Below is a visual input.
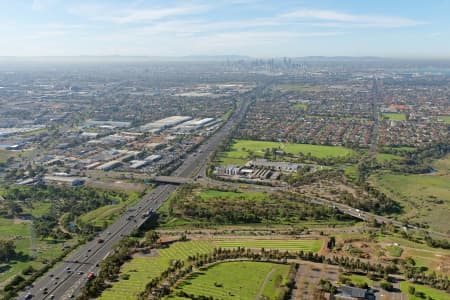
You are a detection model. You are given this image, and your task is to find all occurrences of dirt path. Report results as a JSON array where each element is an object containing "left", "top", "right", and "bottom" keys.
[{"left": 256, "top": 265, "right": 280, "bottom": 300}]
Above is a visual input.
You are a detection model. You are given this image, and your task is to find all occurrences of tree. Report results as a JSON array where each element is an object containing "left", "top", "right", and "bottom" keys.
[
  {"left": 408, "top": 285, "right": 416, "bottom": 295},
  {"left": 327, "top": 236, "right": 336, "bottom": 250},
  {"left": 5, "top": 200, "right": 22, "bottom": 217},
  {"left": 380, "top": 281, "right": 393, "bottom": 291},
  {"left": 145, "top": 230, "right": 160, "bottom": 245},
  {"left": 0, "top": 240, "right": 16, "bottom": 262}
]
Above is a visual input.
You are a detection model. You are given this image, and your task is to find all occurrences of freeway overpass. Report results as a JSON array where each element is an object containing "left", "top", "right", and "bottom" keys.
[
  {"left": 149, "top": 176, "right": 194, "bottom": 185},
  {"left": 22, "top": 84, "right": 260, "bottom": 300}
]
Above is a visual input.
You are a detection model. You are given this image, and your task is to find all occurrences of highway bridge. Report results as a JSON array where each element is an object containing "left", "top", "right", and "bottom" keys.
[
  {"left": 22, "top": 84, "right": 260, "bottom": 300},
  {"left": 149, "top": 176, "right": 194, "bottom": 185}
]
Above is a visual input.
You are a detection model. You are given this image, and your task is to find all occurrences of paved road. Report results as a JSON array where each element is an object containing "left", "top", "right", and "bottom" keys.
[
  {"left": 21, "top": 87, "right": 257, "bottom": 300},
  {"left": 197, "top": 175, "right": 449, "bottom": 240}
]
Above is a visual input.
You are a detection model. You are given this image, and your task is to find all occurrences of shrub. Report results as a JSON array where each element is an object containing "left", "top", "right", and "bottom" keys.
[{"left": 380, "top": 281, "right": 393, "bottom": 291}]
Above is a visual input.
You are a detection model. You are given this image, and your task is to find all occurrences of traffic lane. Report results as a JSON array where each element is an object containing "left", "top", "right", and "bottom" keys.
[
  {"left": 28, "top": 185, "right": 171, "bottom": 299},
  {"left": 60, "top": 187, "right": 177, "bottom": 298},
  {"left": 23, "top": 97, "right": 252, "bottom": 299}
]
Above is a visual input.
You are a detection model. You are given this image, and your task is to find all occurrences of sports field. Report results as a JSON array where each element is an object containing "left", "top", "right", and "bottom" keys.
[
  {"left": 170, "top": 261, "right": 290, "bottom": 300},
  {"left": 381, "top": 112, "right": 406, "bottom": 121},
  {"left": 99, "top": 238, "right": 319, "bottom": 299},
  {"left": 219, "top": 139, "right": 354, "bottom": 165},
  {"left": 437, "top": 115, "right": 450, "bottom": 124},
  {"left": 291, "top": 103, "right": 307, "bottom": 110},
  {"left": 99, "top": 240, "right": 215, "bottom": 300},
  {"left": 215, "top": 239, "right": 322, "bottom": 252}
]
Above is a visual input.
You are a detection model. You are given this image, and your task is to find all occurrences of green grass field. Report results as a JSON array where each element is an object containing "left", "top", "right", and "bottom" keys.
[
  {"left": 340, "top": 274, "right": 374, "bottom": 288},
  {"left": 276, "top": 84, "right": 322, "bottom": 92},
  {"left": 291, "top": 103, "right": 307, "bottom": 110},
  {"left": 381, "top": 112, "right": 407, "bottom": 121},
  {"left": 219, "top": 139, "right": 354, "bottom": 166},
  {"left": 370, "top": 172, "right": 450, "bottom": 232},
  {"left": 378, "top": 236, "right": 450, "bottom": 273},
  {"left": 0, "top": 217, "right": 69, "bottom": 285},
  {"left": 170, "top": 261, "right": 289, "bottom": 300},
  {"left": 437, "top": 115, "right": 450, "bottom": 124},
  {"left": 400, "top": 282, "right": 450, "bottom": 300},
  {"left": 79, "top": 191, "right": 139, "bottom": 227},
  {"left": 99, "top": 238, "right": 318, "bottom": 299},
  {"left": 375, "top": 153, "right": 404, "bottom": 163},
  {"left": 215, "top": 239, "right": 322, "bottom": 252},
  {"left": 99, "top": 240, "right": 215, "bottom": 300}
]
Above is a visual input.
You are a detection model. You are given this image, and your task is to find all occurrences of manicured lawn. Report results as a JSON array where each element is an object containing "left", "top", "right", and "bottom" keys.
[
  {"left": 399, "top": 282, "right": 450, "bottom": 300},
  {"left": 262, "top": 264, "right": 291, "bottom": 298},
  {"left": 381, "top": 112, "right": 406, "bottom": 121},
  {"left": 172, "top": 261, "right": 287, "bottom": 300},
  {"left": 370, "top": 172, "right": 450, "bottom": 232},
  {"left": 340, "top": 274, "right": 374, "bottom": 288},
  {"left": 291, "top": 103, "right": 307, "bottom": 110},
  {"left": 219, "top": 139, "right": 354, "bottom": 166},
  {"left": 437, "top": 115, "right": 450, "bottom": 124},
  {"left": 99, "top": 240, "right": 215, "bottom": 300},
  {"left": 214, "top": 239, "right": 322, "bottom": 253},
  {"left": 99, "top": 238, "right": 314, "bottom": 300}
]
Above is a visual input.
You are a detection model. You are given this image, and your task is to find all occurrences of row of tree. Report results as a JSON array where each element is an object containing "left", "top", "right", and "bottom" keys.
[
  {"left": 404, "top": 258, "right": 449, "bottom": 292},
  {"left": 167, "top": 186, "right": 351, "bottom": 225}
]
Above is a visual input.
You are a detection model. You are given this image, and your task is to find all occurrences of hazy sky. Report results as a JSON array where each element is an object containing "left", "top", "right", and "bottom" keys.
[{"left": 1, "top": 0, "right": 450, "bottom": 58}]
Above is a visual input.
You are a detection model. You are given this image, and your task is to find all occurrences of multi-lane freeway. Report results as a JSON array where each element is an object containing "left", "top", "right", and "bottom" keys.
[
  {"left": 22, "top": 89, "right": 256, "bottom": 300},
  {"left": 21, "top": 81, "right": 447, "bottom": 300}
]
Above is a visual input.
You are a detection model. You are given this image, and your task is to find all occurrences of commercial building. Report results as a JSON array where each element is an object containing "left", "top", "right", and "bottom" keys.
[
  {"left": 43, "top": 176, "right": 85, "bottom": 186},
  {"left": 95, "top": 160, "right": 123, "bottom": 171},
  {"left": 129, "top": 160, "right": 150, "bottom": 169},
  {"left": 83, "top": 120, "right": 131, "bottom": 129},
  {"left": 145, "top": 154, "right": 162, "bottom": 162},
  {"left": 140, "top": 116, "right": 192, "bottom": 133},
  {"left": 174, "top": 117, "right": 217, "bottom": 132},
  {"left": 248, "top": 159, "right": 302, "bottom": 172}
]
